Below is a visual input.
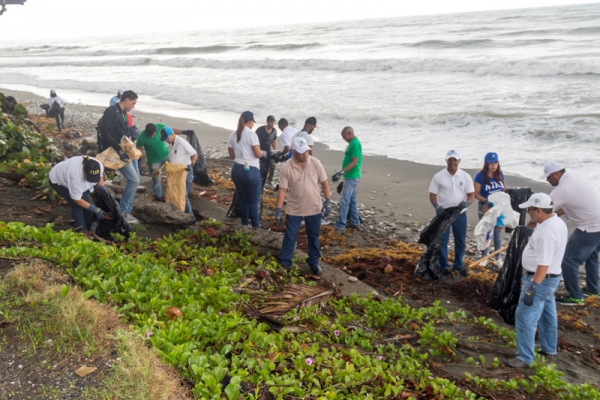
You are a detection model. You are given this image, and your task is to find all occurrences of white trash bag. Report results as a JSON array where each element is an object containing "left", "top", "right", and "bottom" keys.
[{"left": 474, "top": 191, "right": 519, "bottom": 251}]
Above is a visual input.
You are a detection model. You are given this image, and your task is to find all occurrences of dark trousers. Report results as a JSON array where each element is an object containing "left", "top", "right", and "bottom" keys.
[
  {"left": 278, "top": 214, "right": 322, "bottom": 269},
  {"left": 54, "top": 107, "right": 65, "bottom": 131},
  {"left": 50, "top": 182, "right": 92, "bottom": 231},
  {"left": 231, "top": 163, "right": 262, "bottom": 227}
]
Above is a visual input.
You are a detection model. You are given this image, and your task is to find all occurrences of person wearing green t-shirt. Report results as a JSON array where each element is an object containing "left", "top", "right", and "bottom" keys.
[
  {"left": 136, "top": 123, "right": 173, "bottom": 200},
  {"left": 333, "top": 126, "right": 362, "bottom": 231}
]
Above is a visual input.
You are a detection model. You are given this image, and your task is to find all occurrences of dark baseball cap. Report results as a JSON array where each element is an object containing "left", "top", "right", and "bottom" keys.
[
  {"left": 83, "top": 158, "right": 102, "bottom": 183},
  {"left": 242, "top": 111, "right": 256, "bottom": 123},
  {"left": 305, "top": 116, "right": 317, "bottom": 127},
  {"left": 267, "top": 115, "right": 276, "bottom": 122}
]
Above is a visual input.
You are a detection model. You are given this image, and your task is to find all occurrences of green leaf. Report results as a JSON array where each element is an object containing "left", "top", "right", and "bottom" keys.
[{"left": 60, "top": 285, "right": 70, "bottom": 297}]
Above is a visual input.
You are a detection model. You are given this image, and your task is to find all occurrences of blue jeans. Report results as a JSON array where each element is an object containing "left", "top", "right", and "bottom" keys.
[
  {"left": 231, "top": 163, "right": 262, "bottom": 227},
  {"left": 279, "top": 214, "right": 321, "bottom": 270},
  {"left": 515, "top": 274, "right": 561, "bottom": 364},
  {"left": 185, "top": 166, "right": 195, "bottom": 223},
  {"left": 561, "top": 229, "right": 600, "bottom": 299},
  {"left": 439, "top": 211, "right": 467, "bottom": 271},
  {"left": 335, "top": 179, "right": 360, "bottom": 229},
  {"left": 118, "top": 160, "right": 140, "bottom": 213},
  {"left": 148, "top": 157, "right": 168, "bottom": 197},
  {"left": 50, "top": 183, "right": 92, "bottom": 231},
  {"left": 478, "top": 204, "right": 503, "bottom": 260}
]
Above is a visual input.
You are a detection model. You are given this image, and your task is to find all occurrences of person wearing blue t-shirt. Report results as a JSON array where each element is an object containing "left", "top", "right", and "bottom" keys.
[{"left": 474, "top": 152, "right": 506, "bottom": 267}]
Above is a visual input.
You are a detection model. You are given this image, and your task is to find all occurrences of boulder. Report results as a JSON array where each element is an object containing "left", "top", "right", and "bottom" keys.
[{"left": 134, "top": 202, "right": 192, "bottom": 225}]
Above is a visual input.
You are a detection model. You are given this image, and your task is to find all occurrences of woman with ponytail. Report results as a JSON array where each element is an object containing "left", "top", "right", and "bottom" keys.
[{"left": 227, "top": 111, "right": 267, "bottom": 227}]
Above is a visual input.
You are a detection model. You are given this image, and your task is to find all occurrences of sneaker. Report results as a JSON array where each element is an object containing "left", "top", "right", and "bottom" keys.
[
  {"left": 310, "top": 265, "right": 323, "bottom": 276},
  {"left": 437, "top": 270, "right": 451, "bottom": 281},
  {"left": 153, "top": 196, "right": 166, "bottom": 202},
  {"left": 583, "top": 290, "right": 599, "bottom": 298},
  {"left": 493, "top": 259, "right": 503, "bottom": 268},
  {"left": 123, "top": 212, "right": 139, "bottom": 224},
  {"left": 321, "top": 218, "right": 331, "bottom": 226},
  {"left": 334, "top": 228, "right": 345, "bottom": 235},
  {"left": 478, "top": 260, "right": 488, "bottom": 267},
  {"left": 538, "top": 350, "right": 557, "bottom": 357},
  {"left": 505, "top": 357, "right": 530, "bottom": 368},
  {"left": 456, "top": 266, "right": 469, "bottom": 277},
  {"left": 347, "top": 223, "right": 364, "bottom": 232},
  {"left": 556, "top": 296, "right": 584, "bottom": 306}
]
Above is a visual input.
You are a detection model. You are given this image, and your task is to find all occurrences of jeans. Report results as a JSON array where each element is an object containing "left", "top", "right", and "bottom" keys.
[
  {"left": 50, "top": 183, "right": 92, "bottom": 231},
  {"left": 561, "top": 229, "right": 600, "bottom": 299},
  {"left": 118, "top": 160, "right": 140, "bottom": 213},
  {"left": 54, "top": 107, "right": 65, "bottom": 131},
  {"left": 439, "top": 211, "right": 467, "bottom": 271},
  {"left": 335, "top": 179, "right": 360, "bottom": 229},
  {"left": 231, "top": 163, "right": 262, "bottom": 227},
  {"left": 148, "top": 157, "right": 168, "bottom": 197},
  {"left": 279, "top": 214, "right": 322, "bottom": 270},
  {"left": 478, "top": 204, "right": 503, "bottom": 260},
  {"left": 185, "top": 166, "right": 195, "bottom": 223},
  {"left": 515, "top": 274, "right": 561, "bottom": 365}
]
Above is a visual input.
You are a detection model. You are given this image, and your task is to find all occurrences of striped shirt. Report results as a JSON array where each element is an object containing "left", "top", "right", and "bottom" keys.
[{"left": 550, "top": 171, "right": 600, "bottom": 233}]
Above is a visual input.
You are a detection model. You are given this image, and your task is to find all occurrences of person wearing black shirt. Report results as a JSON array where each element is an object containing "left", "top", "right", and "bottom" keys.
[{"left": 255, "top": 115, "right": 278, "bottom": 187}]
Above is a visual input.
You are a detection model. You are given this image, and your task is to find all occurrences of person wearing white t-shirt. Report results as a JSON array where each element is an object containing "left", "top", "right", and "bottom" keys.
[
  {"left": 278, "top": 118, "right": 299, "bottom": 154},
  {"left": 505, "top": 193, "right": 567, "bottom": 368},
  {"left": 48, "top": 89, "right": 65, "bottom": 131},
  {"left": 291, "top": 116, "right": 317, "bottom": 156},
  {"left": 163, "top": 126, "right": 198, "bottom": 224},
  {"left": 228, "top": 111, "right": 269, "bottom": 227},
  {"left": 428, "top": 149, "right": 475, "bottom": 279},
  {"left": 540, "top": 161, "right": 600, "bottom": 305},
  {"left": 49, "top": 156, "right": 108, "bottom": 232}
]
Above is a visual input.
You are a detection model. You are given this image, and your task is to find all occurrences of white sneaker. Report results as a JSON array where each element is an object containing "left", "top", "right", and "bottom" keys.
[
  {"left": 321, "top": 218, "right": 331, "bottom": 226},
  {"left": 478, "top": 260, "right": 488, "bottom": 267},
  {"left": 494, "top": 259, "right": 503, "bottom": 268},
  {"left": 123, "top": 212, "right": 139, "bottom": 224}
]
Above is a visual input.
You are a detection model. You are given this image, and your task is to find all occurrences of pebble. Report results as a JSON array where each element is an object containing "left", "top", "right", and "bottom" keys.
[{"left": 348, "top": 276, "right": 359, "bottom": 282}]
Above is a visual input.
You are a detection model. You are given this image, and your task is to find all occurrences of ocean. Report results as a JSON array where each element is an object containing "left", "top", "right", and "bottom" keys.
[{"left": 1, "top": 3, "right": 599, "bottom": 183}]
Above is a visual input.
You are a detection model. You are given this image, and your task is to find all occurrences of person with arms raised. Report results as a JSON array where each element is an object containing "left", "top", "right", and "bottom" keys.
[{"left": 429, "top": 149, "right": 475, "bottom": 279}]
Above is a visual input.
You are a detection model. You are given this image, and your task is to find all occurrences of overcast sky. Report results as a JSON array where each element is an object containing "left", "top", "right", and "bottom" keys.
[{"left": 0, "top": 0, "right": 597, "bottom": 41}]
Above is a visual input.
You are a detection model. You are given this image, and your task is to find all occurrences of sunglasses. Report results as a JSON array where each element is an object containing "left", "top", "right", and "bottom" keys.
[{"left": 526, "top": 207, "right": 538, "bottom": 213}]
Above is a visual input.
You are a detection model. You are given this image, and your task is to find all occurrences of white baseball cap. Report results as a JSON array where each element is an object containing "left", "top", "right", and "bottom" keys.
[
  {"left": 446, "top": 149, "right": 461, "bottom": 160},
  {"left": 519, "top": 193, "right": 553, "bottom": 209},
  {"left": 539, "top": 161, "right": 564, "bottom": 180},
  {"left": 117, "top": 88, "right": 125, "bottom": 95},
  {"left": 50, "top": 89, "right": 56, "bottom": 95},
  {"left": 292, "top": 137, "right": 310, "bottom": 154}
]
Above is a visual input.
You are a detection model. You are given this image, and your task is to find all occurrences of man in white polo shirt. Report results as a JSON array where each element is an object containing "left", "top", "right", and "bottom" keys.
[
  {"left": 540, "top": 161, "right": 600, "bottom": 305},
  {"left": 163, "top": 126, "right": 198, "bottom": 224},
  {"left": 276, "top": 137, "right": 331, "bottom": 275},
  {"left": 506, "top": 193, "right": 567, "bottom": 368},
  {"left": 428, "top": 149, "right": 475, "bottom": 279},
  {"left": 278, "top": 118, "right": 299, "bottom": 154}
]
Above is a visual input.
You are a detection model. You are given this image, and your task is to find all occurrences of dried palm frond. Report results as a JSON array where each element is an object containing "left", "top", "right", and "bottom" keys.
[{"left": 255, "top": 284, "right": 333, "bottom": 318}]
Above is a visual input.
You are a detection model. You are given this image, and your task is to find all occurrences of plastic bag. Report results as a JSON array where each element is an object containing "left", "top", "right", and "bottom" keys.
[
  {"left": 183, "top": 130, "right": 213, "bottom": 187},
  {"left": 165, "top": 163, "right": 188, "bottom": 211},
  {"left": 506, "top": 188, "right": 532, "bottom": 227},
  {"left": 90, "top": 189, "right": 134, "bottom": 239},
  {"left": 96, "top": 147, "right": 125, "bottom": 170},
  {"left": 488, "top": 226, "right": 533, "bottom": 325},
  {"left": 474, "top": 192, "right": 519, "bottom": 251},
  {"left": 120, "top": 136, "right": 142, "bottom": 160},
  {"left": 414, "top": 207, "right": 462, "bottom": 280}
]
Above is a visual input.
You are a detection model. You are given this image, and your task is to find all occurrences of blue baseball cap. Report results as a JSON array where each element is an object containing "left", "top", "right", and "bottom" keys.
[
  {"left": 160, "top": 126, "right": 174, "bottom": 141},
  {"left": 485, "top": 152, "right": 499, "bottom": 163},
  {"left": 242, "top": 111, "right": 256, "bottom": 123}
]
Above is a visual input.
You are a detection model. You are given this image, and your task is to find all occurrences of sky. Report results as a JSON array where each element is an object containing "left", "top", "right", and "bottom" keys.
[{"left": 0, "top": 0, "right": 597, "bottom": 41}]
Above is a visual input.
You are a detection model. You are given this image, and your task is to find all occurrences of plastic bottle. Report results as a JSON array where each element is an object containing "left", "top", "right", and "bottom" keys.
[{"left": 244, "top": 162, "right": 249, "bottom": 172}]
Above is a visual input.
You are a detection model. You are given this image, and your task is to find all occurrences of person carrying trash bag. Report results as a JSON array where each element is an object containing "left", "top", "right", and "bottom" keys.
[
  {"left": 48, "top": 89, "right": 65, "bottom": 132},
  {"left": 505, "top": 193, "right": 567, "bottom": 369},
  {"left": 49, "top": 156, "right": 108, "bottom": 232},
  {"left": 428, "top": 149, "right": 474, "bottom": 280}
]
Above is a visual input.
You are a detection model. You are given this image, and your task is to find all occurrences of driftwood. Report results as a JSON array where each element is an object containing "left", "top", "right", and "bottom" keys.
[{"left": 0, "top": 172, "right": 26, "bottom": 182}]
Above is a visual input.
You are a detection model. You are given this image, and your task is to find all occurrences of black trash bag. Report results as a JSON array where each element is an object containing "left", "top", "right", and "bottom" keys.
[
  {"left": 488, "top": 225, "right": 533, "bottom": 325},
  {"left": 90, "top": 189, "right": 134, "bottom": 239},
  {"left": 182, "top": 130, "right": 213, "bottom": 187},
  {"left": 414, "top": 207, "right": 462, "bottom": 280},
  {"left": 506, "top": 188, "right": 532, "bottom": 227},
  {"left": 336, "top": 181, "right": 344, "bottom": 194},
  {"left": 226, "top": 190, "right": 264, "bottom": 222}
]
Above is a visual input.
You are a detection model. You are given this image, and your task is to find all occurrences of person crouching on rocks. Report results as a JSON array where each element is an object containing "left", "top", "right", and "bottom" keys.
[{"left": 49, "top": 156, "right": 109, "bottom": 232}]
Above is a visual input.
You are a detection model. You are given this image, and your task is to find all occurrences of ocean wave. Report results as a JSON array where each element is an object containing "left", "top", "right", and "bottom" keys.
[
  {"left": 154, "top": 45, "right": 239, "bottom": 55},
  {"left": 408, "top": 39, "right": 494, "bottom": 49},
  {"left": 246, "top": 43, "right": 323, "bottom": 51},
  {"left": 4, "top": 56, "right": 597, "bottom": 77}
]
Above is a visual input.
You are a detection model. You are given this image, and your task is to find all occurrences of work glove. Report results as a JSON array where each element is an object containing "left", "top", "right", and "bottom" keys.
[
  {"left": 433, "top": 202, "right": 445, "bottom": 217},
  {"left": 321, "top": 198, "right": 331, "bottom": 217},
  {"left": 96, "top": 185, "right": 108, "bottom": 195},
  {"left": 275, "top": 207, "right": 283, "bottom": 226},
  {"left": 458, "top": 201, "right": 469, "bottom": 210},
  {"left": 523, "top": 281, "right": 539, "bottom": 306},
  {"left": 117, "top": 148, "right": 129, "bottom": 162},
  {"left": 88, "top": 204, "right": 106, "bottom": 220},
  {"left": 261, "top": 150, "right": 268, "bottom": 159},
  {"left": 487, "top": 201, "right": 495, "bottom": 208},
  {"left": 332, "top": 171, "right": 343, "bottom": 182}
]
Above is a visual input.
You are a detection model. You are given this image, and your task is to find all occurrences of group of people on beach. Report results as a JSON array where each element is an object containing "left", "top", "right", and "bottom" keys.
[{"left": 429, "top": 147, "right": 600, "bottom": 368}]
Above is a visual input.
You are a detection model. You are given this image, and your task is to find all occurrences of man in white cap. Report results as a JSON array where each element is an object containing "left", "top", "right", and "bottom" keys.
[
  {"left": 506, "top": 193, "right": 567, "bottom": 368},
  {"left": 275, "top": 137, "right": 331, "bottom": 275},
  {"left": 541, "top": 161, "right": 600, "bottom": 305},
  {"left": 428, "top": 149, "right": 475, "bottom": 279},
  {"left": 110, "top": 89, "right": 124, "bottom": 107}
]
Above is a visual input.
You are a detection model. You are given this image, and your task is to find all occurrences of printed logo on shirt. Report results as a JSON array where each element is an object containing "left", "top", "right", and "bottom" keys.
[{"left": 459, "top": 181, "right": 464, "bottom": 186}]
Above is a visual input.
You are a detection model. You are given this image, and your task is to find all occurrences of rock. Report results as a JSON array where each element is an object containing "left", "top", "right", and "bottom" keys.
[
  {"left": 348, "top": 276, "right": 358, "bottom": 282},
  {"left": 384, "top": 264, "right": 393, "bottom": 274},
  {"left": 403, "top": 213, "right": 412, "bottom": 217},
  {"left": 135, "top": 202, "right": 192, "bottom": 225}
]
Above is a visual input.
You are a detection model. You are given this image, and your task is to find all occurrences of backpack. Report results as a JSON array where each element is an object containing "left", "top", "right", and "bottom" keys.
[
  {"left": 96, "top": 116, "right": 105, "bottom": 152},
  {"left": 51, "top": 99, "right": 61, "bottom": 112}
]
